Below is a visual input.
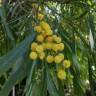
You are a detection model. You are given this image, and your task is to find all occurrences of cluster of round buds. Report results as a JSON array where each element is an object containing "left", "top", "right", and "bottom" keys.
[{"left": 29, "top": 12, "right": 71, "bottom": 80}]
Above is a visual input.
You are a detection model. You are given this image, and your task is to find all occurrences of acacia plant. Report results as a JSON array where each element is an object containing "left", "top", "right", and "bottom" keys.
[{"left": 0, "top": 0, "right": 96, "bottom": 96}]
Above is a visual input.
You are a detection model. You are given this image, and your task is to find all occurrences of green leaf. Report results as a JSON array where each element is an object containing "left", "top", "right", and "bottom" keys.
[
  {"left": 46, "top": 65, "right": 59, "bottom": 96},
  {"left": 0, "top": 57, "right": 27, "bottom": 96},
  {"left": 0, "top": 7, "right": 14, "bottom": 41},
  {"left": 73, "top": 75, "right": 85, "bottom": 96},
  {"left": 0, "top": 34, "right": 35, "bottom": 76},
  {"left": 88, "top": 14, "right": 95, "bottom": 50},
  {"left": 25, "top": 61, "right": 37, "bottom": 96},
  {"left": 72, "top": 55, "right": 85, "bottom": 96}
]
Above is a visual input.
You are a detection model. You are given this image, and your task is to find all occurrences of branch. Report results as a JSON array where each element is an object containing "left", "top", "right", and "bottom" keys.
[{"left": 29, "top": 0, "right": 71, "bottom": 4}]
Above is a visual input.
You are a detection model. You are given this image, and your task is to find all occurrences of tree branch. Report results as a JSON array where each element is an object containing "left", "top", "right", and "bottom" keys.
[{"left": 29, "top": 0, "right": 71, "bottom": 4}]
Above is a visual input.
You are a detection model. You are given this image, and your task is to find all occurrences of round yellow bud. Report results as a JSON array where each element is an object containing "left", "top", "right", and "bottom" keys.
[
  {"left": 53, "top": 35, "right": 61, "bottom": 43},
  {"left": 42, "top": 31, "right": 47, "bottom": 38},
  {"left": 34, "top": 26, "right": 42, "bottom": 33},
  {"left": 58, "top": 53, "right": 64, "bottom": 60},
  {"left": 54, "top": 37, "right": 61, "bottom": 43},
  {"left": 38, "top": 13, "right": 44, "bottom": 20},
  {"left": 63, "top": 60, "right": 71, "bottom": 68},
  {"left": 40, "top": 21, "right": 50, "bottom": 28},
  {"left": 40, "top": 21, "right": 53, "bottom": 36},
  {"left": 36, "top": 45, "right": 44, "bottom": 53},
  {"left": 38, "top": 6, "right": 42, "bottom": 11},
  {"left": 58, "top": 43, "right": 64, "bottom": 51},
  {"left": 46, "top": 36, "right": 53, "bottom": 42},
  {"left": 46, "top": 29, "right": 53, "bottom": 36},
  {"left": 54, "top": 55, "right": 63, "bottom": 64},
  {"left": 36, "top": 35, "right": 44, "bottom": 43},
  {"left": 31, "top": 42, "right": 38, "bottom": 51},
  {"left": 39, "top": 52, "right": 45, "bottom": 60},
  {"left": 42, "top": 43, "right": 46, "bottom": 50},
  {"left": 29, "top": 52, "right": 37, "bottom": 60},
  {"left": 57, "top": 69, "right": 66, "bottom": 80},
  {"left": 46, "top": 55, "right": 54, "bottom": 63},
  {"left": 40, "top": 21, "right": 51, "bottom": 31},
  {"left": 52, "top": 35, "right": 57, "bottom": 39},
  {"left": 45, "top": 43, "right": 52, "bottom": 49},
  {"left": 52, "top": 44, "right": 59, "bottom": 52}
]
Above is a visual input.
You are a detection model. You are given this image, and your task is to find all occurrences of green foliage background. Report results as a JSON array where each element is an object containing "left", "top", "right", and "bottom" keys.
[{"left": 0, "top": 0, "right": 96, "bottom": 96}]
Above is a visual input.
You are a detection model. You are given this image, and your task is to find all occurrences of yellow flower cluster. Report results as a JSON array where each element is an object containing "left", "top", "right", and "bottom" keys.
[
  {"left": 30, "top": 43, "right": 45, "bottom": 60},
  {"left": 29, "top": 13, "right": 71, "bottom": 80},
  {"left": 57, "top": 60, "right": 71, "bottom": 80}
]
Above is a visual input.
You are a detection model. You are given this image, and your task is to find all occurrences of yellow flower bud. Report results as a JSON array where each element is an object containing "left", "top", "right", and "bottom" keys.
[
  {"left": 40, "top": 21, "right": 51, "bottom": 31},
  {"left": 52, "top": 44, "right": 59, "bottom": 52},
  {"left": 58, "top": 53, "right": 64, "bottom": 60},
  {"left": 31, "top": 42, "right": 38, "bottom": 51},
  {"left": 34, "top": 26, "right": 42, "bottom": 33},
  {"left": 53, "top": 35, "right": 61, "bottom": 43},
  {"left": 46, "top": 55, "right": 54, "bottom": 63},
  {"left": 63, "top": 60, "right": 71, "bottom": 68},
  {"left": 46, "top": 36, "right": 53, "bottom": 42},
  {"left": 40, "top": 21, "right": 53, "bottom": 36},
  {"left": 36, "top": 45, "right": 44, "bottom": 53},
  {"left": 42, "top": 31, "right": 47, "bottom": 38},
  {"left": 54, "top": 55, "right": 63, "bottom": 64},
  {"left": 36, "top": 35, "right": 44, "bottom": 43},
  {"left": 58, "top": 43, "right": 64, "bottom": 51},
  {"left": 40, "top": 21, "right": 50, "bottom": 29},
  {"left": 29, "top": 52, "right": 37, "bottom": 60},
  {"left": 38, "top": 6, "right": 42, "bottom": 11},
  {"left": 57, "top": 69, "right": 66, "bottom": 80},
  {"left": 46, "top": 29, "right": 53, "bottom": 36},
  {"left": 42, "top": 43, "right": 46, "bottom": 50},
  {"left": 45, "top": 43, "right": 52, "bottom": 49},
  {"left": 39, "top": 52, "right": 45, "bottom": 60},
  {"left": 38, "top": 13, "right": 44, "bottom": 20},
  {"left": 52, "top": 35, "right": 57, "bottom": 39}
]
